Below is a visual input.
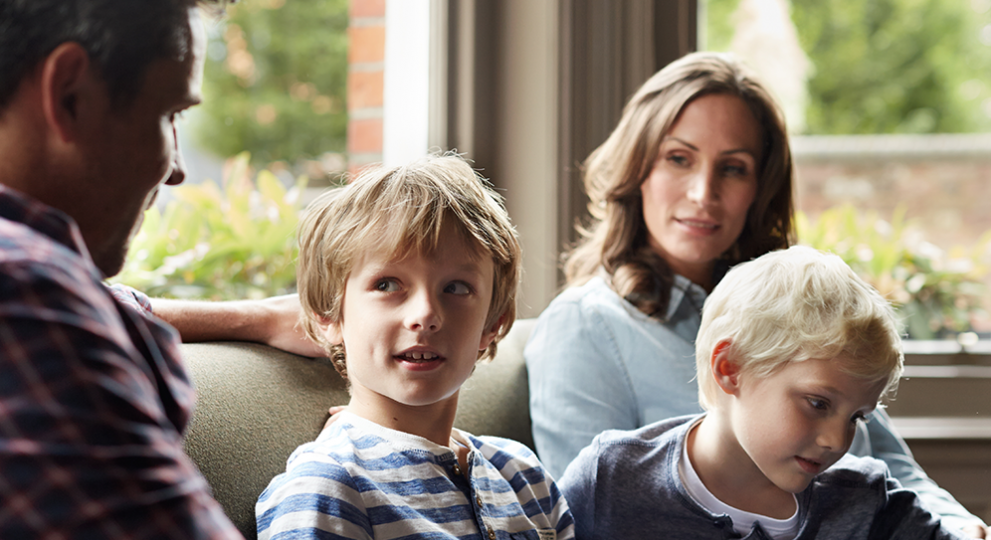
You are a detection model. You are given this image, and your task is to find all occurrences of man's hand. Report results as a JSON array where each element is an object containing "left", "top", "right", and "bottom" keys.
[
  {"left": 962, "top": 523, "right": 989, "bottom": 538},
  {"left": 151, "top": 294, "right": 326, "bottom": 357},
  {"left": 253, "top": 295, "right": 327, "bottom": 357}
]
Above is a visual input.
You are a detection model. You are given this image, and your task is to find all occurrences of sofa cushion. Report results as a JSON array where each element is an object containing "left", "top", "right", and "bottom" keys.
[{"left": 181, "top": 318, "right": 535, "bottom": 539}]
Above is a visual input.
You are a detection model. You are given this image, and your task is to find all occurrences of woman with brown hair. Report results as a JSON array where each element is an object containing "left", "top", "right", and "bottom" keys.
[{"left": 525, "top": 51, "right": 987, "bottom": 536}]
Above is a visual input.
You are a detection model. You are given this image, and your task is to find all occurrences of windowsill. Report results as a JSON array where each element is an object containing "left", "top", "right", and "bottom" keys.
[
  {"left": 889, "top": 417, "right": 991, "bottom": 440},
  {"left": 887, "top": 341, "right": 990, "bottom": 437},
  {"left": 903, "top": 340, "right": 991, "bottom": 366}
]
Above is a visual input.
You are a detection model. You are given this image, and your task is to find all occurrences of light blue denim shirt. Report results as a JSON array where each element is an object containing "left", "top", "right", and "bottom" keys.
[{"left": 525, "top": 275, "right": 982, "bottom": 531}]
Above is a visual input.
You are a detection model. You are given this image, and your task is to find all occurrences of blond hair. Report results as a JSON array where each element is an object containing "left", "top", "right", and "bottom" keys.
[
  {"left": 296, "top": 154, "right": 522, "bottom": 377},
  {"left": 695, "top": 246, "right": 904, "bottom": 410},
  {"left": 566, "top": 52, "right": 795, "bottom": 317}
]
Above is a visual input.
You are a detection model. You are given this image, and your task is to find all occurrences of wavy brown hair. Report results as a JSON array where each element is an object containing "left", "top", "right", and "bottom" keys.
[{"left": 565, "top": 52, "right": 795, "bottom": 318}]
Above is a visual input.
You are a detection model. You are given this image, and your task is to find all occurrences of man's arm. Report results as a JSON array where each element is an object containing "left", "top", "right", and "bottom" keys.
[
  {"left": 0, "top": 265, "right": 242, "bottom": 539},
  {"left": 151, "top": 294, "right": 326, "bottom": 357}
]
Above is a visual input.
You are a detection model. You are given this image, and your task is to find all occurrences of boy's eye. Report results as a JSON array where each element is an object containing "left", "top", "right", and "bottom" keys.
[
  {"left": 806, "top": 397, "right": 829, "bottom": 412},
  {"left": 851, "top": 411, "right": 872, "bottom": 425},
  {"left": 374, "top": 279, "right": 400, "bottom": 292},
  {"left": 444, "top": 281, "right": 471, "bottom": 295}
]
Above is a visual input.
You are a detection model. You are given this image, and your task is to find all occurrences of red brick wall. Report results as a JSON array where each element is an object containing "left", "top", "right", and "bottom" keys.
[
  {"left": 347, "top": 0, "right": 386, "bottom": 177},
  {"left": 793, "top": 135, "right": 991, "bottom": 254},
  {"left": 793, "top": 134, "right": 991, "bottom": 332}
]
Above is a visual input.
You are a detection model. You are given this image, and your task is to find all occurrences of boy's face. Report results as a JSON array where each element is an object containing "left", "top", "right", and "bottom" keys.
[
  {"left": 321, "top": 222, "right": 499, "bottom": 417},
  {"left": 723, "top": 356, "right": 886, "bottom": 494}
]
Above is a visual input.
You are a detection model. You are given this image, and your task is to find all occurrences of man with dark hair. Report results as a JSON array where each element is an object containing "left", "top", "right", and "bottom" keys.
[{"left": 0, "top": 0, "right": 244, "bottom": 537}]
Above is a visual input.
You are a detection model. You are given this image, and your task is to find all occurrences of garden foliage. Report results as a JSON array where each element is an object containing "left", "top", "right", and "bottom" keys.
[
  {"left": 705, "top": 0, "right": 991, "bottom": 135},
  {"left": 112, "top": 153, "right": 308, "bottom": 300},
  {"left": 798, "top": 205, "right": 991, "bottom": 339}
]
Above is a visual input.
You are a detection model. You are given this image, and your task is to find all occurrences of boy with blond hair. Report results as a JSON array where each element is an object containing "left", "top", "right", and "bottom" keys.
[
  {"left": 256, "top": 155, "right": 574, "bottom": 540},
  {"left": 559, "top": 245, "right": 967, "bottom": 539}
]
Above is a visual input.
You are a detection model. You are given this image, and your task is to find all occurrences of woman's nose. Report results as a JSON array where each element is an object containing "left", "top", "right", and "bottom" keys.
[{"left": 686, "top": 166, "right": 716, "bottom": 206}]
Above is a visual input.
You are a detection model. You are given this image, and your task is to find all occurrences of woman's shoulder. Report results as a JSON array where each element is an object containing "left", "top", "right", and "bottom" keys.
[
  {"left": 541, "top": 276, "right": 635, "bottom": 321},
  {"left": 533, "top": 275, "right": 689, "bottom": 344}
]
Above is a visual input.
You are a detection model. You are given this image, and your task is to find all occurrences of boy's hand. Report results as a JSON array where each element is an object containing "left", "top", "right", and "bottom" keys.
[{"left": 961, "top": 523, "right": 988, "bottom": 538}]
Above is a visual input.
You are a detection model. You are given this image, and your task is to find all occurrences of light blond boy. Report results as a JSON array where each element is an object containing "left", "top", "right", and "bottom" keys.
[{"left": 560, "top": 246, "right": 968, "bottom": 540}]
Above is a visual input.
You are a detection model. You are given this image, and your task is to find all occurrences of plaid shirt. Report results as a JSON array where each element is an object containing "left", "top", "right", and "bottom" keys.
[{"left": 0, "top": 185, "right": 241, "bottom": 539}]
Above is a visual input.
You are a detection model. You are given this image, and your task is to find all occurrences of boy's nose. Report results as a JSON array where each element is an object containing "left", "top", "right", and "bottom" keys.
[
  {"left": 816, "top": 419, "right": 853, "bottom": 452},
  {"left": 405, "top": 290, "right": 441, "bottom": 332}
]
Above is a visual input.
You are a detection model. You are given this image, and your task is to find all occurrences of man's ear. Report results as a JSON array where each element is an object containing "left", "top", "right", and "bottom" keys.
[
  {"left": 478, "top": 314, "right": 504, "bottom": 352},
  {"left": 40, "top": 42, "right": 95, "bottom": 144},
  {"left": 711, "top": 340, "right": 743, "bottom": 396}
]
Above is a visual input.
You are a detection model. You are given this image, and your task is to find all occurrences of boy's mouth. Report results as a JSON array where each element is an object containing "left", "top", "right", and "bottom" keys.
[
  {"left": 396, "top": 350, "right": 444, "bottom": 372},
  {"left": 794, "top": 456, "right": 822, "bottom": 475},
  {"left": 398, "top": 351, "right": 440, "bottom": 363}
]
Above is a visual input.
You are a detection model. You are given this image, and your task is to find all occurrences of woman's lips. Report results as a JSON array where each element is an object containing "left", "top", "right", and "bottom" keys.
[{"left": 674, "top": 218, "right": 720, "bottom": 234}]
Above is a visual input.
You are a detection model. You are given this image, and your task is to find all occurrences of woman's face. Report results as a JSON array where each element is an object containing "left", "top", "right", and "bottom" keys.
[{"left": 640, "top": 93, "right": 762, "bottom": 290}]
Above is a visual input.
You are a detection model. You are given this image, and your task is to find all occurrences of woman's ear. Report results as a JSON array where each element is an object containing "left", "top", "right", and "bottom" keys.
[{"left": 711, "top": 340, "right": 743, "bottom": 396}]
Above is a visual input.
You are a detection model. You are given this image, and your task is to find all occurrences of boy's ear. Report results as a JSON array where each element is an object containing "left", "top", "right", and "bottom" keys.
[
  {"left": 711, "top": 340, "right": 743, "bottom": 396},
  {"left": 317, "top": 315, "right": 344, "bottom": 346},
  {"left": 478, "top": 314, "right": 504, "bottom": 351}
]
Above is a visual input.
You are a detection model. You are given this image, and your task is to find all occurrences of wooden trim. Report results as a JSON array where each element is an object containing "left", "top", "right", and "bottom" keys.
[
  {"left": 891, "top": 417, "right": 991, "bottom": 440},
  {"left": 430, "top": 0, "right": 699, "bottom": 315}
]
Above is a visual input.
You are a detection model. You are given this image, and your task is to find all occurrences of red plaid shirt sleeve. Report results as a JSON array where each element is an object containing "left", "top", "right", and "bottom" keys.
[{"left": 0, "top": 186, "right": 242, "bottom": 539}]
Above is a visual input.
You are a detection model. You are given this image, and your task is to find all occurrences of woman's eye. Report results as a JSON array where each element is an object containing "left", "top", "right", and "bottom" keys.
[
  {"left": 444, "top": 281, "right": 471, "bottom": 295},
  {"left": 722, "top": 164, "right": 748, "bottom": 177},
  {"left": 666, "top": 155, "right": 690, "bottom": 167},
  {"left": 374, "top": 279, "right": 400, "bottom": 292}
]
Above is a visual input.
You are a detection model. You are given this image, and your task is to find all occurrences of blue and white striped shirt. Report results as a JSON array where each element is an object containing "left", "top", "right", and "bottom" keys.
[{"left": 256, "top": 412, "right": 574, "bottom": 540}]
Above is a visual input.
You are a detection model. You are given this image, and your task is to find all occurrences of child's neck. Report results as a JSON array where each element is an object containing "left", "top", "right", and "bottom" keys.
[
  {"left": 347, "top": 390, "right": 460, "bottom": 449},
  {"left": 688, "top": 414, "right": 797, "bottom": 519}
]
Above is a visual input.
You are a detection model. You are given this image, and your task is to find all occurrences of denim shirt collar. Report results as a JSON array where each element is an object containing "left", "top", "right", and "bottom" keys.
[
  {"left": 666, "top": 260, "right": 731, "bottom": 321},
  {"left": 667, "top": 273, "right": 707, "bottom": 321}
]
